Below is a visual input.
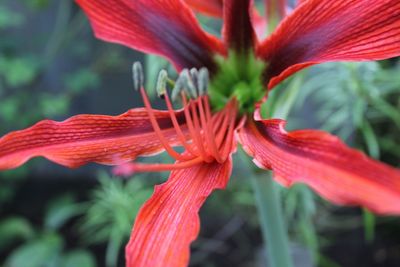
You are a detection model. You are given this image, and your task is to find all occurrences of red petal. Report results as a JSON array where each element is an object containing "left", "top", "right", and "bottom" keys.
[
  {"left": 125, "top": 158, "right": 232, "bottom": 267},
  {"left": 184, "top": 0, "right": 223, "bottom": 18},
  {"left": 0, "top": 109, "right": 186, "bottom": 169},
  {"left": 76, "top": 0, "right": 226, "bottom": 71},
  {"left": 223, "top": 0, "right": 257, "bottom": 52},
  {"left": 257, "top": 0, "right": 400, "bottom": 89},
  {"left": 238, "top": 117, "right": 400, "bottom": 214}
]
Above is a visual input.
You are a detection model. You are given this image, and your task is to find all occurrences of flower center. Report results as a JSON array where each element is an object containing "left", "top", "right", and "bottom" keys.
[
  {"left": 209, "top": 52, "right": 266, "bottom": 114},
  {"left": 120, "top": 63, "right": 238, "bottom": 174}
]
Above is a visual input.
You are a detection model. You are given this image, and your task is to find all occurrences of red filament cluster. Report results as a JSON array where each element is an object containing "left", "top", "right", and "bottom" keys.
[{"left": 118, "top": 86, "right": 238, "bottom": 174}]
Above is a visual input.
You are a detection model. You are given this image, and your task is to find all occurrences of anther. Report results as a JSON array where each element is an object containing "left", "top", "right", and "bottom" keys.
[
  {"left": 172, "top": 74, "right": 185, "bottom": 102},
  {"left": 180, "top": 69, "right": 198, "bottom": 99},
  {"left": 190, "top": 68, "right": 199, "bottom": 90},
  {"left": 198, "top": 68, "right": 209, "bottom": 96},
  {"left": 132, "top": 62, "right": 144, "bottom": 91},
  {"left": 156, "top": 70, "right": 168, "bottom": 98}
]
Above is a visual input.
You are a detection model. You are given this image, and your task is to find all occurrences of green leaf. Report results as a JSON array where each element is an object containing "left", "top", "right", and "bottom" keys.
[
  {"left": 0, "top": 217, "right": 35, "bottom": 250},
  {"left": 0, "top": 97, "right": 19, "bottom": 121},
  {"left": 318, "top": 254, "right": 341, "bottom": 267},
  {"left": 106, "top": 230, "right": 123, "bottom": 267},
  {"left": 360, "top": 120, "right": 380, "bottom": 159},
  {"left": 39, "top": 93, "right": 69, "bottom": 116},
  {"left": 362, "top": 209, "right": 376, "bottom": 243},
  {"left": 0, "top": 57, "right": 40, "bottom": 87},
  {"left": 80, "top": 172, "right": 152, "bottom": 266},
  {"left": 5, "top": 233, "right": 63, "bottom": 267},
  {"left": 23, "top": 0, "right": 51, "bottom": 10},
  {"left": 45, "top": 195, "right": 86, "bottom": 230},
  {"left": 61, "top": 250, "right": 96, "bottom": 267},
  {"left": 38, "top": 93, "right": 70, "bottom": 117},
  {"left": 64, "top": 69, "right": 100, "bottom": 94},
  {"left": 0, "top": 7, "right": 24, "bottom": 29},
  {"left": 371, "top": 96, "right": 400, "bottom": 128}
]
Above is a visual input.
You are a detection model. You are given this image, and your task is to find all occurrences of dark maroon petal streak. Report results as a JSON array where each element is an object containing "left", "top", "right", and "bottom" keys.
[
  {"left": 223, "top": 0, "right": 257, "bottom": 52},
  {"left": 257, "top": 0, "right": 400, "bottom": 88},
  {"left": 76, "top": 0, "right": 226, "bottom": 71}
]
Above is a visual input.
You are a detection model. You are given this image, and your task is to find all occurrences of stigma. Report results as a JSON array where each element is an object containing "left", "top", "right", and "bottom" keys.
[{"left": 116, "top": 62, "right": 239, "bottom": 174}]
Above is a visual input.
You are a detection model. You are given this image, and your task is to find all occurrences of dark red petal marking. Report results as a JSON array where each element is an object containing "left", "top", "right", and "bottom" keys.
[
  {"left": 223, "top": 0, "right": 257, "bottom": 52},
  {"left": 238, "top": 117, "right": 400, "bottom": 214},
  {"left": 257, "top": 0, "right": 400, "bottom": 89},
  {"left": 184, "top": 0, "right": 266, "bottom": 41},
  {"left": 125, "top": 158, "right": 232, "bottom": 267},
  {"left": 76, "top": 0, "right": 226, "bottom": 71},
  {"left": 0, "top": 109, "right": 187, "bottom": 169},
  {"left": 184, "top": 0, "right": 223, "bottom": 17}
]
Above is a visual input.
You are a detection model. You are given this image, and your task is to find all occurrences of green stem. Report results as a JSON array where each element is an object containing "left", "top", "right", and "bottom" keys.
[
  {"left": 43, "top": 0, "right": 72, "bottom": 66},
  {"left": 250, "top": 171, "right": 293, "bottom": 267},
  {"left": 243, "top": 74, "right": 305, "bottom": 267}
]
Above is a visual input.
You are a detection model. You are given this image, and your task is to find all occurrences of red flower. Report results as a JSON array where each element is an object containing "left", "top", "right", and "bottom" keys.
[{"left": 1, "top": 0, "right": 400, "bottom": 266}]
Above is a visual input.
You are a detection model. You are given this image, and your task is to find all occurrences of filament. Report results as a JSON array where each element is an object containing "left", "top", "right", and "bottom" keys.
[
  {"left": 140, "top": 88, "right": 194, "bottom": 161},
  {"left": 123, "top": 65, "right": 239, "bottom": 174}
]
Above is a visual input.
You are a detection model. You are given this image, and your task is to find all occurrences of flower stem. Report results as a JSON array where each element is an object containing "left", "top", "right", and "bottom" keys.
[
  {"left": 250, "top": 171, "right": 293, "bottom": 267},
  {"left": 243, "top": 72, "right": 304, "bottom": 267}
]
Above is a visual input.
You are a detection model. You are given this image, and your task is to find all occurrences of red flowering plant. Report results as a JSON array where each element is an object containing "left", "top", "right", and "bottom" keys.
[{"left": 1, "top": 0, "right": 400, "bottom": 266}]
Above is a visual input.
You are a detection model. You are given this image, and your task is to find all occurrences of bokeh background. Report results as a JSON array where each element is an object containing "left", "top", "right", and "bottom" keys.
[{"left": 0, "top": 1, "right": 399, "bottom": 266}]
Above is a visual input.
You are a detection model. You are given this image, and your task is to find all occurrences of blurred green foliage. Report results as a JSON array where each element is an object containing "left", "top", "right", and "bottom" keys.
[
  {"left": 1, "top": 194, "right": 94, "bottom": 267},
  {"left": 294, "top": 62, "right": 400, "bottom": 163},
  {"left": 0, "top": 6, "right": 24, "bottom": 29},
  {"left": 0, "top": 1, "right": 133, "bottom": 266},
  {"left": 80, "top": 172, "right": 152, "bottom": 267}
]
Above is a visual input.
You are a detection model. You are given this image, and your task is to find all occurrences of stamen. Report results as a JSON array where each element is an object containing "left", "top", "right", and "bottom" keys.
[
  {"left": 190, "top": 100, "right": 211, "bottom": 162},
  {"left": 190, "top": 100, "right": 212, "bottom": 162},
  {"left": 156, "top": 69, "right": 168, "bottom": 98},
  {"left": 198, "top": 96, "right": 223, "bottom": 163},
  {"left": 156, "top": 70, "right": 198, "bottom": 156},
  {"left": 203, "top": 93, "right": 227, "bottom": 161},
  {"left": 181, "top": 92, "right": 208, "bottom": 161},
  {"left": 127, "top": 64, "right": 238, "bottom": 173},
  {"left": 190, "top": 68, "right": 199, "bottom": 92},
  {"left": 132, "top": 62, "right": 144, "bottom": 91},
  {"left": 171, "top": 74, "right": 185, "bottom": 102},
  {"left": 214, "top": 101, "right": 233, "bottom": 148},
  {"left": 140, "top": 87, "right": 194, "bottom": 161},
  {"left": 180, "top": 69, "right": 198, "bottom": 99},
  {"left": 198, "top": 68, "right": 209, "bottom": 96},
  {"left": 164, "top": 92, "right": 199, "bottom": 157}
]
